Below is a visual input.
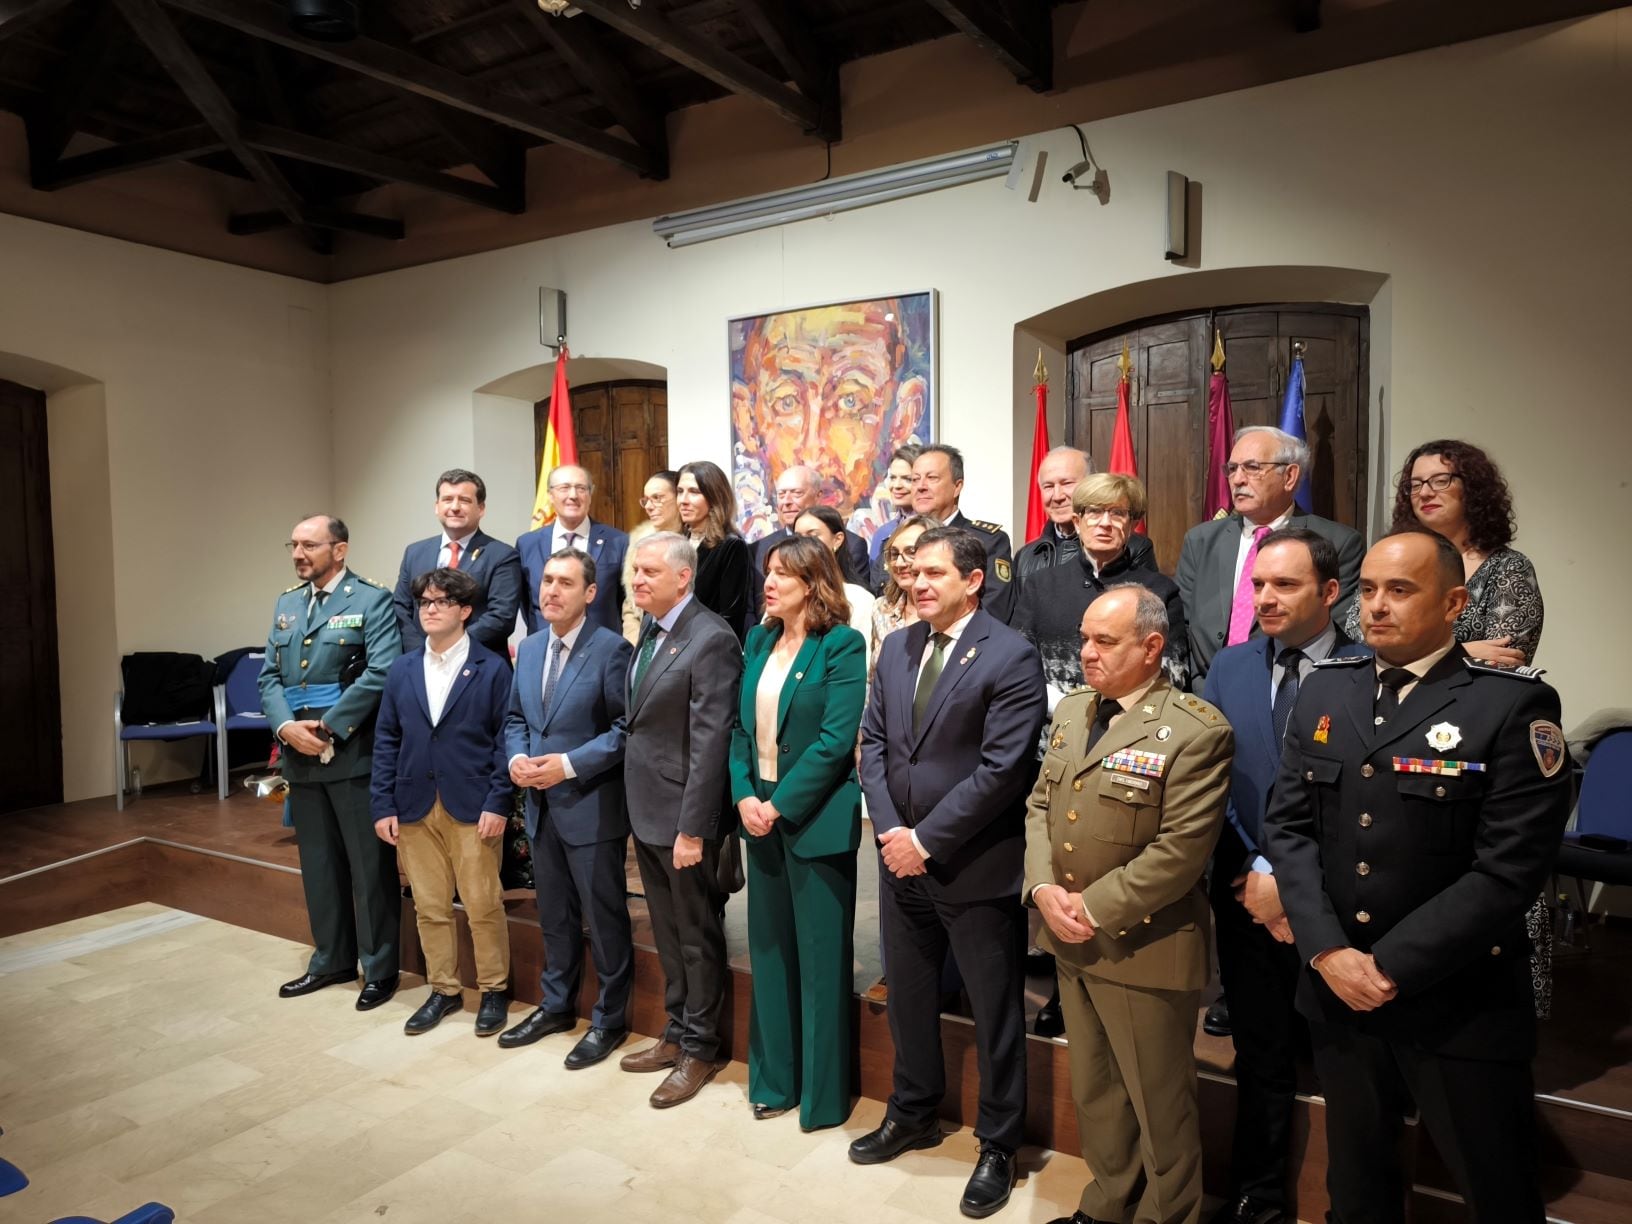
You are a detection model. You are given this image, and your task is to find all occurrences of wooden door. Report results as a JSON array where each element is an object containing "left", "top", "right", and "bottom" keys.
[
  {"left": 1066, "top": 304, "right": 1368, "bottom": 573},
  {"left": 536, "top": 380, "right": 667, "bottom": 534},
  {"left": 0, "top": 378, "right": 62, "bottom": 813}
]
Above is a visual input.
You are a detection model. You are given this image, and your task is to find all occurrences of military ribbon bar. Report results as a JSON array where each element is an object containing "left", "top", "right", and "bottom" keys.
[
  {"left": 1102, "top": 748, "right": 1167, "bottom": 778},
  {"left": 1392, "top": 756, "right": 1487, "bottom": 776}
]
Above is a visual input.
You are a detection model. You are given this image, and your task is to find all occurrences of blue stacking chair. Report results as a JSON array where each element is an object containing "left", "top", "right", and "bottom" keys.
[
  {"left": 216, "top": 651, "right": 270, "bottom": 785},
  {"left": 1556, "top": 729, "right": 1632, "bottom": 894},
  {"left": 114, "top": 655, "right": 225, "bottom": 810},
  {"left": 51, "top": 1204, "right": 175, "bottom": 1224}
]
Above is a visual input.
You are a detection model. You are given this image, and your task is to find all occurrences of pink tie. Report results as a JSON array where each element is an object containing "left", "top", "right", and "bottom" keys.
[
  {"left": 1227, "top": 526, "right": 1271, "bottom": 645},
  {"left": 448, "top": 540, "right": 461, "bottom": 570}
]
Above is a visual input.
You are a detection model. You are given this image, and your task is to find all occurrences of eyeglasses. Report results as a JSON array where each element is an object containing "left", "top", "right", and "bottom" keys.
[
  {"left": 549, "top": 482, "right": 591, "bottom": 495},
  {"left": 415, "top": 597, "right": 461, "bottom": 611},
  {"left": 639, "top": 493, "right": 672, "bottom": 506},
  {"left": 1222, "top": 460, "right": 1290, "bottom": 478},
  {"left": 886, "top": 546, "right": 918, "bottom": 564},
  {"left": 285, "top": 540, "right": 335, "bottom": 553},
  {"left": 1078, "top": 506, "right": 1131, "bottom": 523},
  {"left": 1407, "top": 473, "right": 1461, "bottom": 495}
]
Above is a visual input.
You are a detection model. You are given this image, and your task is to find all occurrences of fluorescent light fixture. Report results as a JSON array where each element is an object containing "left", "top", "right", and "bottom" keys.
[{"left": 653, "top": 142, "right": 1017, "bottom": 248}]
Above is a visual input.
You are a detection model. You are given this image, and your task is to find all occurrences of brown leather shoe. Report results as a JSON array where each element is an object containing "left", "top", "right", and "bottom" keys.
[
  {"left": 648, "top": 1052, "right": 723, "bottom": 1108},
  {"left": 863, "top": 977, "right": 889, "bottom": 1005},
  {"left": 619, "top": 1039, "right": 682, "bottom": 1073}
]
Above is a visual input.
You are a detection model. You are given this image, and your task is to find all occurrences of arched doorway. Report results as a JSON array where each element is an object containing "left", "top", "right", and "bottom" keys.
[{"left": 537, "top": 380, "right": 667, "bottom": 535}]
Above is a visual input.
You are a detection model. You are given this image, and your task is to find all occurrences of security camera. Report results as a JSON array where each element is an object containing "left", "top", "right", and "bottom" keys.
[{"left": 1061, "top": 159, "right": 1093, "bottom": 185}]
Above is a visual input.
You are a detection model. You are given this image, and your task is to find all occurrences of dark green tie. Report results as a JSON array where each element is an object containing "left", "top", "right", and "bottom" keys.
[
  {"left": 630, "top": 623, "right": 660, "bottom": 701},
  {"left": 912, "top": 632, "right": 950, "bottom": 734}
]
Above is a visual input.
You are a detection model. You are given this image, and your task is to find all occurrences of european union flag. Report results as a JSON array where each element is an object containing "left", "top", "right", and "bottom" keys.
[{"left": 1278, "top": 353, "right": 1311, "bottom": 511}]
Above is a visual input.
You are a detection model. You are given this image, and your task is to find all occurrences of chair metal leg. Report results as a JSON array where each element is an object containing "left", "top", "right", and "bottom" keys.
[{"left": 215, "top": 685, "right": 229, "bottom": 801}]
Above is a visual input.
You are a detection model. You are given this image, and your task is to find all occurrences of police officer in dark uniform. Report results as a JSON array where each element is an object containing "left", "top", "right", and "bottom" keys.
[
  {"left": 909, "top": 443, "right": 1014, "bottom": 598},
  {"left": 1263, "top": 529, "right": 1572, "bottom": 1224},
  {"left": 261, "top": 514, "right": 404, "bottom": 1009}
]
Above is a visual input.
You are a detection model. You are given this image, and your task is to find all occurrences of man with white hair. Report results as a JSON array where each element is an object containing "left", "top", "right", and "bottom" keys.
[
  {"left": 752, "top": 463, "right": 869, "bottom": 585},
  {"left": 1177, "top": 426, "right": 1363, "bottom": 690}
]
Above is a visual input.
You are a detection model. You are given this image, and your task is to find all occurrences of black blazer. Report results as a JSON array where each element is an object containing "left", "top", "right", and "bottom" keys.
[
  {"left": 1263, "top": 647, "right": 1572, "bottom": 1058},
  {"left": 859, "top": 607, "right": 1046, "bottom": 903},
  {"left": 692, "top": 533, "right": 753, "bottom": 642}
]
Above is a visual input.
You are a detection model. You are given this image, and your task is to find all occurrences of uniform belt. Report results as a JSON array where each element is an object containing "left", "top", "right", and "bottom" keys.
[{"left": 288, "top": 682, "right": 343, "bottom": 715}]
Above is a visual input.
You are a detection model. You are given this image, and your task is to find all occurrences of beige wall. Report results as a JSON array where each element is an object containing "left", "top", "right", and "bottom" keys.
[{"left": 0, "top": 214, "right": 330, "bottom": 799}]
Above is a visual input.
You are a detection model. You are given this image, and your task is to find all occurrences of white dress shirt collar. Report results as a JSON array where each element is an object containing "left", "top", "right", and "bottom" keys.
[{"left": 423, "top": 631, "right": 471, "bottom": 725}]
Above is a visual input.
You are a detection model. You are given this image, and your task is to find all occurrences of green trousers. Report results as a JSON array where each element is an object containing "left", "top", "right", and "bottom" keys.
[{"left": 743, "top": 780, "right": 857, "bottom": 1131}]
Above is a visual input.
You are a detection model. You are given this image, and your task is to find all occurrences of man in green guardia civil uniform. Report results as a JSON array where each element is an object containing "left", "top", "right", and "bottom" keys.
[{"left": 260, "top": 514, "right": 404, "bottom": 1010}]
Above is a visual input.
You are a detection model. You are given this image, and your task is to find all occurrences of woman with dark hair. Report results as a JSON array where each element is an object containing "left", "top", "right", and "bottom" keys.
[
  {"left": 795, "top": 506, "right": 876, "bottom": 662},
  {"left": 729, "top": 535, "right": 866, "bottom": 1130},
  {"left": 868, "top": 513, "right": 939, "bottom": 683},
  {"left": 624, "top": 469, "right": 682, "bottom": 642},
  {"left": 677, "top": 460, "right": 754, "bottom": 641},
  {"left": 1344, "top": 439, "right": 1541, "bottom": 666}
]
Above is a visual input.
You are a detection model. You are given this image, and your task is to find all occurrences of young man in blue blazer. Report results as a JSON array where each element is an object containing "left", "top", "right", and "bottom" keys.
[
  {"left": 514, "top": 464, "right": 628, "bottom": 637},
  {"left": 1201, "top": 527, "right": 1370, "bottom": 1224},
  {"left": 371, "top": 566, "right": 516, "bottom": 1038},
  {"left": 499, "top": 548, "right": 635, "bottom": 1069}
]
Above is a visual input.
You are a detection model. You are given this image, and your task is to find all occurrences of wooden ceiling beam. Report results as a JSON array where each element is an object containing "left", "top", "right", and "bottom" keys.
[
  {"left": 920, "top": 0, "right": 1051, "bottom": 91},
  {"left": 229, "top": 206, "right": 405, "bottom": 239},
  {"left": 23, "top": 1, "right": 123, "bottom": 181},
  {"left": 160, "top": 0, "right": 655, "bottom": 176},
  {"left": 569, "top": 0, "right": 834, "bottom": 140},
  {"left": 0, "top": 0, "right": 76, "bottom": 44},
  {"left": 33, "top": 123, "right": 225, "bottom": 187},
  {"left": 734, "top": 0, "right": 835, "bottom": 111}
]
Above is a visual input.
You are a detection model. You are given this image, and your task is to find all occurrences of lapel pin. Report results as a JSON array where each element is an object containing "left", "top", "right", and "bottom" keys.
[
  {"left": 470, "top": 547, "right": 483, "bottom": 562},
  {"left": 795, "top": 671, "right": 804, "bottom": 680},
  {"left": 462, "top": 669, "right": 471, "bottom": 677},
  {"left": 669, "top": 646, "right": 679, "bottom": 655},
  {"left": 1314, "top": 714, "right": 1332, "bottom": 744},
  {"left": 1156, "top": 726, "right": 1172, "bottom": 741},
  {"left": 343, "top": 585, "right": 352, "bottom": 595},
  {"left": 1142, "top": 704, "right": 1157, "bottom": 715},
  {"left": 277, "top": 614, "right": 289, "bottom": 630}
]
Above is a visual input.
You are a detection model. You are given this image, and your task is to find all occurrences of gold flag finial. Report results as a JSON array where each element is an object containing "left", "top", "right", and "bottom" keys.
[
  {"left": 1211, "top": 328, "right": 1225, "bottom": 372},
  {"left": 1116, "top": 341, "right": 1131, "bottom": 384},
  {"left": 1033, "top": 347, "right": 1048, "bottom": 385}
]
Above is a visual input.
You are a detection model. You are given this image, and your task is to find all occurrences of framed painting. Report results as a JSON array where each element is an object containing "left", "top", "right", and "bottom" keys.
[{"left": 729, "top": 290, "right": 937, "bottom": 543}]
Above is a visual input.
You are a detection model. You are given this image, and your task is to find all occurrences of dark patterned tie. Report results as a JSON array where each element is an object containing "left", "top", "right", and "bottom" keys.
[
  {"left": 912, "top": 633, "right": 950, "bottom": 734},
  {"left": 543, "top": 636, "right": 564, "bottom": 712},
  {"left": 1374, "top": 667, "right": 1414, "bottom": 723},
  {"left": 1272, "top": 648, "right": 1305, "bottom": 744},
  {"left": 1086, "top": 698, "right": 1121, "bottom": 753},
  {"left": 630, "top": 622, "right": 660, "bottom": 702}
]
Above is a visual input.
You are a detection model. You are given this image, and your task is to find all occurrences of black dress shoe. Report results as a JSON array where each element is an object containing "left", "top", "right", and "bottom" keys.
[
  {"left": 564, "top": 1026, "right": 629, "bottom": 1069},
  {"left": 497, "top": 1007, "right": 576, "bottom": 1049},
  {"left": 1025, "top": 947, "right": 1056, "bottom": 976},
  {"left": 404, "top": 991, "right": 463, "bottom": 1035},
  {"left": 960, "top": 1143, "right": 1015, "bottom": 1218},
  {"left": 848, "top": 1117, "right": 943, "bottom": 1165},
  {"left": 1203, "top": 999, "right": 1231, "bottom": 1037},
  {"left": 1045, "top": 1214, "right": 1114, "bottom": 1224},
  {"left": 278, "top": 969, "right": 354, "bottom": 998},
  {"left": 1034, "top": 992, "right": 1065, "bottom": 1038},
  {"left": 356, "top": 974, "right": 400, "bottom": 1011},
  {"left": 1209, "top": 1194, "right": 1287, "bottom": 1224},
  {"left": 752, "top": 1103, "right": 789, "bottom": 1120},
  {"left": 474, "top": 991, "right": 509, "bottom": 1037}
]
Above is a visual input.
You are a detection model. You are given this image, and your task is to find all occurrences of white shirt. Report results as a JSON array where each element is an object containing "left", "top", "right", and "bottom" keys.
[
  {"left": 555, "top": 518, "right": 592, "bottom": 553},
  {"left": 438, "top": 530, "right": 478, "bottom": 568},
  {"left": 907, "top": 608, "right": 977, "bottom": 860},
  {"left": 1376, "top": 640, "right": 1457, "bottom": 704},
  {"left": 1232, "top": 508, "right": 1294, "bottom": 590},
  {"left": 755, "top": 646, "right": 796, "bottom": 783},
  {"left": 507, "top": 616, "right": 586, "bottom": 778},
  {"left": 423, "top": 632, "right": 471, "bottom": 725}
]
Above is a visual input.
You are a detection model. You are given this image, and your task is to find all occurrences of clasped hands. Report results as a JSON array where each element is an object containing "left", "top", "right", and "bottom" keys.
[
  {"left": 510, "top": 753, "right": 568, "bottom": 790},
  {"left": 738, "top": 796, "right": 781, "bottom": 838},
  {"left": 1232, "top": 870, "right": 1295, "bottom": 944},
  {"left": 1034, "top": 884, "right": 1095, "bottom": 944},
  {"left": 280, "top": 719, "right": 329, "bottom": 758},
  {"left": 877, "top": 826, "right": 927, "bottom": 878},
  {"left": 1315, "top": 947, "right": 1398, "bottom": 1012}
]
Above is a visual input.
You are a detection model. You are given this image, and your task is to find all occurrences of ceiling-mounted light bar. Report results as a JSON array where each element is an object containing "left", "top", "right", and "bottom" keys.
[{"left": 653, "top": 142, "right": 1017, "bottom": 248}]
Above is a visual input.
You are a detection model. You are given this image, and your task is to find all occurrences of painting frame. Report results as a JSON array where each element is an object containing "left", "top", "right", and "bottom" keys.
[{"left": 729, "top": 289, "right": 939, "bottom": 545}]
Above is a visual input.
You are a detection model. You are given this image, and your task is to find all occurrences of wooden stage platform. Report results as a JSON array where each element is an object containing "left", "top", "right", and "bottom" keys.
[{"left": 5, "top": 786, "right": 1631, "bottom": 1223}]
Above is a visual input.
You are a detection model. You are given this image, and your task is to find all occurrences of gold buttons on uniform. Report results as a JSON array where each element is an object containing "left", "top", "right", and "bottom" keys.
[
  {"left": 1305, "top": 770, "right": 1315, "bottom": 782},
  {"left": 1434, "top": 785, "right": 1446, "bottom": 798},
  {"left": 300, "top": 660, "right": 308, "bottom": 669},
  {"left": 1125, "top": 790, "right": 1136, "bottom": 800},
  {"left": 1064, "top": 872, "right": 1076, "bottom": 883},
  {"left": 1360, "top": 764, "right": 1374, "bottom": 778},
  {"left": 1491, "top": 946, "right": 1502, "bottom": 956},
  {"left": 1356, "top": 911, "right": 1371, "bottom": 923},
  {"left": 304, "top": 638, "right": 312, "bottom": 646},
  {"left": 1063, "top": 842, "right": 1074, "bottom": 853},
  {"left": 1359, "top": 813, "right": 1373, "bottom": 828},
  {"left": 1142, "top": 916, "right": 1151, "bottom": 924},
  {"left": 1356, "top": 862, "right": 1371, "bottom": 876},
  {"left": 1067, "top": 811, "right": 1078, "bottom": 822},
  {"left": 1073, "top": 780, "right": 1083, "bottom": 792}
]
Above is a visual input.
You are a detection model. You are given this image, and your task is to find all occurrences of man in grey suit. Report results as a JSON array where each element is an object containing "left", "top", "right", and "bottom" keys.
[
  {"left": 616, "top": 531, "right": 744, "bottom": 1108},
  {"left": 500, "top": 548, "right": 635, "bottom": 1069},
  {"left": 1177, "top": 427, "right": 1363, "bottom": 690}
]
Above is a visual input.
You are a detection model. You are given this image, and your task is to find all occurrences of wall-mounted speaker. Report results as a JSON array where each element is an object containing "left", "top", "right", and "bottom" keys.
[{"left": 1164, "top": 171, "right": 1189, "bottom": 261}]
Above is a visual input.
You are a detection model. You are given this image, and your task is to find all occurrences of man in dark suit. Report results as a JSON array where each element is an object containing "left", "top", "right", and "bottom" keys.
[
  {"left": 392, "top": 468, "right": 524, "bottom": 655},
  {"left": 1201, "top": 528, "right": 1370, "bottom": 1224},
  {"left": 616, "top": 531, "right": 744, "bottom": 1108},
  {"left": 499, "top": 548, "right": 635, "bottom": 1069},
  {"left": 1176, "top": 427, "right": 1363, "bottom": 689},
  {"left": 911, "top": 444, "right": 1015, "bottom": 597},
  {"left": 370, "top": 567, "right": 514, "bottom": 1038},
  {"left": 752, "top": 464, "right": 870, "bottom": 593},
  {"left": 852, "top": 525, "right": 1046, "bottom": 1219},
  {"left": 260, "top": 515, "right": 402, "bottom": 1009},
  {"left": 1264, "top": 530, "right": 1572, "bottom": 1224},
  {"left": 515, "top": 464, "right": 628, "bottom": 637}
]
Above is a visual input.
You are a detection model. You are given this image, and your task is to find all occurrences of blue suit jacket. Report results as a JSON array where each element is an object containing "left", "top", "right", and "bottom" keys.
[
  {"left": 1202, "top": 629, "right": 1370, "bottom": 860},
  {"left": 515, "top": 521, "right": 629, "bottom": 637},
  {"left": 393, "top": 529, "right": 524, "bottom": 656},
  {"left": 859, "top": 607, "right": 1046, "bottom": 903},
  {"left": 369, "top": 638, "right": 514, "bottom": 824},
  {"left": 505, "top": 623, "right": 632, "bottom": 844}
]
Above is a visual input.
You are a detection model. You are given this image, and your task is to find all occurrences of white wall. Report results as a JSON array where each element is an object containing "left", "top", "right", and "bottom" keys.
[
  {"left": 0, "top": 215, "right": 330, "bottom": 799},
  {"left": 328, "top": 13, "right": 1631, "bottom": 723}
]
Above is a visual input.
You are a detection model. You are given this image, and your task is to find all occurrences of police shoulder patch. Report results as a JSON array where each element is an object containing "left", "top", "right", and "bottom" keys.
[
  {"left": 1530, "top": 720, "right": 1566, "bottom": 777},
  {"left": 1465, "top": 659, "right": 1545, "bottom": 681},
  {"left": 994, "top": 558, "right": 1011, "bottom": 583},
  {"left": 1313, "top": 655, "right": 1368, "bottom": 668}
]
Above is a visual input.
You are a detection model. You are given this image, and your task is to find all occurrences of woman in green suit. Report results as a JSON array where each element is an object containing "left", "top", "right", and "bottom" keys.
[{"left": 730, "top": 534, "right": 867, "bottom": 1130}]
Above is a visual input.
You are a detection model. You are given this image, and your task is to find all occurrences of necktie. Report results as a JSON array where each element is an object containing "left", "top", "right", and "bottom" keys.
[
  {"left": 912, "top": 632, "right": 950, "bottom": 734},
  {"left": 447, "top": 539, "right": 462, "bottom": 570},
  {"left": 630, "top": 623, "right": 660, "bottom": 701},
  {"left": 1227, "top": 526, "right": 1272, "bottom": 645},
  {"left": 543, "top": 636, "right": 564, "bottom": 711},
  {"left": 1272, "top": 648, "right": 1305, "bottom": 744},
  {"left": 1086, "top": 698, "right": 1122, "bottom": 753},
  {"left": 1374, "top": 667, "right": 1414, "bottom": 723},
  {"left": 563, "top": 532, "right": 577, "bottom": 551},
  {"left": 305, "top": 587, "right": 328, "bottom": 633}
]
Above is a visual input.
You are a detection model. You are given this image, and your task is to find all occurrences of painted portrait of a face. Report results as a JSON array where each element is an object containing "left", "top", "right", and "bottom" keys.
[{"left": 731, "top": 293, "right": 934, "bottom": 541}]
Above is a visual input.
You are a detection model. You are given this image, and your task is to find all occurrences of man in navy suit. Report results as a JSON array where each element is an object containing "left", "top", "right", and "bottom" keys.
[
  {"left": 515, "top": 464, "right": 629, "bottom": 637},
  {"left": 1201, "top": 527, "right": 1369, "bottom": 1224},
  {"left": 852, "top": 526, "right": 1046, "bottom": 1219},
  {"left": 371, "top": 567, "right": 515, "bottom": 1039},
  {"left": 393, "top": 468, "right": 524, "bottom": 656},
  {"left": 499, "top": 548, "right": 635, "bottom": 1069}
]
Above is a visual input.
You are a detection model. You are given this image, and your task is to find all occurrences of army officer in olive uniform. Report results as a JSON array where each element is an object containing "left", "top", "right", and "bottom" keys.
[
  {"left": 1025, "top": 584, "right": 1233, "bottom": 1224},
  {"left": 260, "top": 515, "right": 404, "bottom": 1009}
]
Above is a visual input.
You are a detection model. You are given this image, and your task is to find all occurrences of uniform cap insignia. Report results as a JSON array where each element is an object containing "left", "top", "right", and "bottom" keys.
[{"left": 1426, "top": 722, "right": 1462, "bottom": 752}]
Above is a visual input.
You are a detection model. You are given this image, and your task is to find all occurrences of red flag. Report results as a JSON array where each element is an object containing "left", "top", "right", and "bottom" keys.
[
  {"left": 1108, "top": 370, "right": 1145, "bottom": 534},
  {"left": 530, "top": 347, "right": 580, "bottom": 527},
  {"left": 1203, "top": 328, "right": 1235, "bottom": 520},
  {"left": 1023, "top": 359, "right": 1050, "bottom": 543}
]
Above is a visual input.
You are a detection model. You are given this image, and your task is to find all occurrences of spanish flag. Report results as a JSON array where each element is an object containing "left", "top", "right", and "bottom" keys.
[{"left": 530, "top": 347, "right": 579, "bottom": 528}]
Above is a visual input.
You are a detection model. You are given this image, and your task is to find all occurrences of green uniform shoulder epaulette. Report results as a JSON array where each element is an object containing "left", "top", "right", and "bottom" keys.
[
  {"left": 348, "top": 574, "right": 390, "bottom": 591},
  {"left": 1313, "top": 655, "right": 1368, "bottom": 667},
  {"left": 1465, "top": 659, "right": 1546, "bottom": 681},
  {"left": 283, "top": 582, "right": 305, "bottom": 594},
  {"left": 968, "top": 519, "right": 1004, "bottom": 534},
  {"left": 1174, "top": 691, "right": 1226, "bottom": 727}
]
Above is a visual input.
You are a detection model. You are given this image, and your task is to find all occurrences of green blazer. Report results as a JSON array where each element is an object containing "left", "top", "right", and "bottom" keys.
[{"left": 729, "top": 621, "right": 867, "bottom": 861}]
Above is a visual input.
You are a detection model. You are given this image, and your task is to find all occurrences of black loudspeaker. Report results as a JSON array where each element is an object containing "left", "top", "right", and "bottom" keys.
[
  {"left": 1164, "top": 170, "right": 1189, "bottom": 261},
  {"left": 288, "top": 0, "right": 358, "bottom": 41}
]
